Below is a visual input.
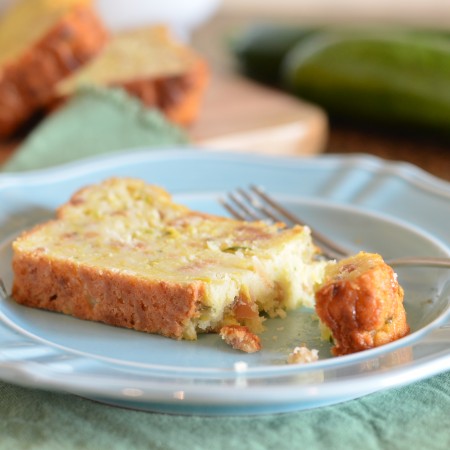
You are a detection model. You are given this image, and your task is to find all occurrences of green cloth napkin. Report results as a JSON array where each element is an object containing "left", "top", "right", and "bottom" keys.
[
  {"left": 2, "top": 86, "right": 188, "bottom": 172},
  {"left": 1, "top": 87, "right": 450, "bottom": 449},
  {"left": 1, "top": 372, "right": 449, "bottom": 450}
]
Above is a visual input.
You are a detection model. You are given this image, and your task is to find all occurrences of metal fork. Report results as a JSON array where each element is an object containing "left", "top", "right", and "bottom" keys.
[{"left": 220, "top": 185, "right": 450, "bottom": 269}]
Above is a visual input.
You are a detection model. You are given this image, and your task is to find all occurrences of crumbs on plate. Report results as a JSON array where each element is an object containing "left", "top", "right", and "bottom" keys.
[{"left": 287, "top": 346, "right": 319, "bottom": 364}]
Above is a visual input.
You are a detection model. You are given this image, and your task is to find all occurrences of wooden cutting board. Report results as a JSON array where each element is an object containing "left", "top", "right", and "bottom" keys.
[{"left": 190, "top": 73, "right": 328, "bottom": 156}]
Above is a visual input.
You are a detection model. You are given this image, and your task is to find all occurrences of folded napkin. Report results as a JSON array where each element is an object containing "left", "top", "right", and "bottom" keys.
[{"left": 2, "top": 86, "right": 188, "bottom": 173}]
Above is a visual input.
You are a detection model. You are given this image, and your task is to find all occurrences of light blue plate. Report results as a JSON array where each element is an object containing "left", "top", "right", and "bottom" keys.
[{"left": 0, "top": 149, "right": 449, "bottom": 415}]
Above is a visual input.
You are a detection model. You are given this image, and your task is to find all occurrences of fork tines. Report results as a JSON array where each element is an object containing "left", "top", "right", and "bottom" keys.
[
  {"left": 221, "top": 185, "right": 303, "bottom": 226},
  {"left": 221, "top": 185, "right": 350, "bottom": 260}
]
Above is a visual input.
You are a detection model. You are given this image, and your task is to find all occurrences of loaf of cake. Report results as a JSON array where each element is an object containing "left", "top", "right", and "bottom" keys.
[
  {"left": 54, "top": 26, "right": 209, "bottom": 126},
  {"left": 315, "top": 252, "right": 410, "bottom": 356},
  {"left": 0, "top": 0, "right": 108, "bottom": 137},
  {"left": 11, "top": 178, "right": 326, "bottom": 341}
]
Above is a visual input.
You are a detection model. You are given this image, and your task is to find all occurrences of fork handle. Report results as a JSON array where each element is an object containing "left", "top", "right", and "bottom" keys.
[{"left": 386, "top": 256, "right": 450, "bottom": 268}]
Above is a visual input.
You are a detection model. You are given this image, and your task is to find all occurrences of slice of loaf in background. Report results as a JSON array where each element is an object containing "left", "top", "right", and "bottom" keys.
[
  {"left": 54, "top": 26, "right": 209, "bottom": 126},
  {"left": 11, "top": 177, "right": 326, "bottom": 340},
  {"left": 0, "top": 0, "right": 109, "bottom": 137}
]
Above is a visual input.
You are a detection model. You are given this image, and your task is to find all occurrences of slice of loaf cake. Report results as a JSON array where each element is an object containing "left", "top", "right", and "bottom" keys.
[
  {"left": 11, "top": 178, "right": 326, "bottom": 341},
  {"left": 0, "top": 0, "right": 108, "bottom": 137},
  {"left": 54, "top": 26, "right": 209, "bottom": 126}
]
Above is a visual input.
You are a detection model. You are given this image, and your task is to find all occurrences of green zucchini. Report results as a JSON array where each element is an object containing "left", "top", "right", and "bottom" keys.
[
  {"left": 282, "top": 31, "right": 450, "bottom": 136},
  {"left": 231, "top": 24, "right": 318, "bottom": 84}
]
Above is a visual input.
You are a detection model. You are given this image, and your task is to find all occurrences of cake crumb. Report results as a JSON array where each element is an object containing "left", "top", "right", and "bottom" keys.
[
  {"left": 220, "top": 325, "right": 261, "bottom": 353},
  {"left": 233, "top": 361, "right": 248, "bottom": 372},
  {"left": 287, "top": 346, "right": 319, "bottom": 364}
]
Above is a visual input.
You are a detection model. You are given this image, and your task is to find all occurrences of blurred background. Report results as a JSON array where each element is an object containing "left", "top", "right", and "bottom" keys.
[
  {"left": 191, "top": 0, "right": 450, "bottom": 180},
  {"left": 1, "top": 0, "right": 450, "bottom": 179},
  {"left": 220, "top": 1, "right": 450, "bottom": 26}
]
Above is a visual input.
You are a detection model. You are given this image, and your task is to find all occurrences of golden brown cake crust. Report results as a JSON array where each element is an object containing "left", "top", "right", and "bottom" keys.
[
  {"left": 315, "top": 252, "right": 410, "bottom": 356},
  {"left": 12, "top": 249, "right": 204, "bottom": 339},
  {"left": 0, "top": 5, "right": 108, "bottom": 137}
]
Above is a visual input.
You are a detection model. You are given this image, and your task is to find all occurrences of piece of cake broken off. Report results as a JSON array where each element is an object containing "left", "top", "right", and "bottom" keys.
[
  {"left": 315, "top": 252, "right": 410, "bottom": 356},
  {"left": 11, "top": 177, "right": 327, "bottom": 346}
]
